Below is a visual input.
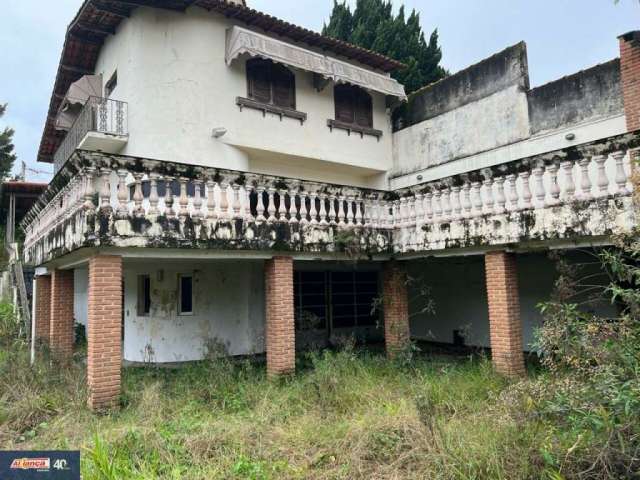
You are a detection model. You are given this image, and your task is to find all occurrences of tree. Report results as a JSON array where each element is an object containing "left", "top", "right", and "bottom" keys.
[
  {"left": 322, "top": 0, "right": 447, "bottom": 93},
  {"left": 0, "top": 104, "right": 16, "bottom": 179}
]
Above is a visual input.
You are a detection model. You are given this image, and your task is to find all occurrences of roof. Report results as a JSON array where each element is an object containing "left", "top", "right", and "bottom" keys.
[
  {"left": 37, "top": 0, "right": 406, "bottom": 164},
  {"left": 0, "top": 181, "right": 48, "bottom": 196}
]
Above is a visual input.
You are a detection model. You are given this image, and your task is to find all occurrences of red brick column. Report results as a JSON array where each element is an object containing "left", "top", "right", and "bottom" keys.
[
  {"left": 484, "top": 251, "right": 525, "bottom": 377},
  {"left": 264, "top": 256, "right": 295, "bottom": 376},
  {"left": 50, "top": 269, "right": 74, "bottom": 362},
  {"left": 34, "top": 275, "right": 52, "bottom": 345},
  {"left": 382, "top": 261, "right": 410, "bottom": 357},
  {"left": 619, "top": 31, "right": 640, "bottom": 132},
  {"left": 87, "top": 255, "right": 123, "bottom": 411}
]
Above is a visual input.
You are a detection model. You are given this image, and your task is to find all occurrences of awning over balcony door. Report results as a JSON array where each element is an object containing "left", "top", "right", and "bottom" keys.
[
  {"left": 225, "top": 26, "right": 407, "bottom": 100},
  {"left": 54, "top": 74, "right": 102, "bottom": 131}
]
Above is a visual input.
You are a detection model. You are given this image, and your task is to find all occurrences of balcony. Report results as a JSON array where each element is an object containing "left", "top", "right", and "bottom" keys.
[
  {"left": 53, "top": 97, "right": 128, "bottom": 174},
  {"left": 21, "top": 132, "right": 639, "bottom": 267}
]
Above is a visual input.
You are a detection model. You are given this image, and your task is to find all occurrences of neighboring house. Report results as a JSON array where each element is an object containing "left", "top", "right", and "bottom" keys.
[{"left": 20, "top": 0, "right": 640, "bottom": 411}]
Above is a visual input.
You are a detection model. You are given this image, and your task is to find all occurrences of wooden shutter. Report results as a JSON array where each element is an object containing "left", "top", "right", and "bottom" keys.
[
  {"left": 354, "top": 89, "right": 373, "bottom": 128},
  {"left": 247, "top": 59, "right": 271, "bottom": 104},
  {"left": 272, "top": 64, "right": 296, "bottom": 109},
  {"left": 334, "top": 84, "right": 355, "bottom": 124}
]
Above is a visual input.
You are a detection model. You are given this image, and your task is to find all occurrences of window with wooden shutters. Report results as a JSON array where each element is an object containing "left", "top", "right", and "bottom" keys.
[
  {"left": 329, "top": 84, "right": 381, "bottom": 139},
  {"left": 246, "top": 59, "right": 295, "bottom": 109}
]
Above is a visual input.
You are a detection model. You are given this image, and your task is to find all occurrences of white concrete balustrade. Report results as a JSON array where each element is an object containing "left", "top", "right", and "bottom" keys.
[{"left": 21, "top": 147, "right": 637, "bottom": 263}]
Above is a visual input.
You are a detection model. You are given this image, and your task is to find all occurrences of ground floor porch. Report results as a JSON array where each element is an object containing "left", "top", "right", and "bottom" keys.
[{"left": 31, "top": 247, "right": 615, "bottom": 411}]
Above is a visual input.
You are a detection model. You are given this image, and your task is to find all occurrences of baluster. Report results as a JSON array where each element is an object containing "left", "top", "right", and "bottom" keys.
[
  {"left": 397, "top": 197, "right": 406, "bottom": 226},
  {"left": 232, "top": 184, "right": 242, "bottom": 219},
  {"left": 441, "top": 188, "right": 452, "bottom": 221},
  {"left": 594, "top": 155, "right": 609, "bottom": 198},
  {"left": 191, "top": 179, "right": 203, "bottom": 221},
  {"left": 408, "top": 197, "right": 417, "bottom": 226},
  {"left": 414, "top": 193, "right": 423, "bottom": 226},
  {"left": 277, "top": 189, "right": 287, "bottom": 221},
  {"left": 178, "top": 177, "right": 188, "bottom": 220},
  {"left": 288, "top": 189, "right": 298, "bottom": 223},
  {"left": 256, "top": 186, "right": 266, "bottom": 222},
  {"left": 133, "top": 173, "right": 145, "bottom": 218},
  {"left": 355, "top": 197, "right": 364, "bottom": 225},
  {"left": 494, "top": 177, "right": 506, "bottom": 214},
  {"left": 451, "top": 186, "right": 462, "bottom": 220},
  {"left": 99, "top": 168, "right": 112, "bottom": 213},
  {"left": 532, "top": 167, "right": 546, "bottom": 207},
  {"left": 370, "top": 199, "right": 380, "bottom": 228},
  {"left": 162, "top": 176, "right": 174, "bottom": 218},
  {"left": 117, "top": 169, "right": 129, "bottom": 218},
  {"left": 547, "top": 164, "right": 561, "bottom": 205},
  {"left": 328, "top": 194, "right": 337, "bottom": 226},
  {"left": 433, "top": 190, "right": 443, "bottom": 221},
  {"left": 519, "top": 172, "right": 532, "bottom": 209},
  {"left": 219, "top": 182, "right": 230, "bottom": 219},
  {"left": 148, "top": 172, "right": 160, "bottom": 216},
  {"left": 363, "top": 199, "right": 371, "bottom": 227},
  {"left": 337, "top": 195, "right": 346, "bottom": 225},
  {"left": 612, "top": 151, "right": 629, "bottom": 195},
  {"left": 483, "top": 178, "right": 494, "bottom": 214},
  {"left": 266, "top": 187, "right": 276, "bottom": 223},
  {"left": 83, "top": 167, "right": 96, "bottom": 211},
  {"left": 299, "top": 191, "right": 309, "bottom": 225},
  {"left": 424, "top": 191, "right": 434, "bottom": 224},
  {"left": 462, "top": 183, "right": 472, "bottom": 218},
  {"left": 471, "top": 182, "right": 483, "bottom": 216},
  {"left": 561, "top": 161, "right": 576, "bottom": 202},
  {"left": 206, "top": 180, "right": 217, "bottom": 220},
  {"left": 506, "top": 174, "right": 518, "bottom": 211},
  {"left": 578, "top": 158, "right": 592, "bottom": 200},
  {"left": 319, "top": 193, "right": 328, "bottom": 226},
  {"left": 344, "top": 196, "right": 354, "bottom": 225},
  {"left": 244, "top": 185, "right": 253, "bottom": 221},
  {"left": 309, "top": 192, "right": 319, "bottom": 225}
]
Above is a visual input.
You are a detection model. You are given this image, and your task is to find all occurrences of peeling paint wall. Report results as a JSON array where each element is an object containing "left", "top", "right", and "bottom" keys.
[
  {"left": 407, "top": 252, "right": 617, "bottom": 350},
  {"left": 122, "top": 260, "right": 265, "bottom": 363},
  {"left": 93, "top": 6, "right": 393, "bottom": 188}
]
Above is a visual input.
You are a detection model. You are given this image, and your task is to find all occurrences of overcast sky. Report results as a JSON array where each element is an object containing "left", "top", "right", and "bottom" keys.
[{"left": 1, "top": 0, "right": 638, "bottom": 181}]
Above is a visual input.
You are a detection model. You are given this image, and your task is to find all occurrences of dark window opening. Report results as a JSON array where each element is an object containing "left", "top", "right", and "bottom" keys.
[
  {"left": 137, "top": 274, "right": 151, "bottom": 316},
  {"left": 105, "top": 71, "right": 118, "bottom": 98},
  {"left": 179, "top": 275, "right": 193, "bottom": 315},
  {"left": 333, "top": 84, "right": 373, "bottom": 128},
  {"left": 246, "top": 58, "right": 296, "bottom": 110}
]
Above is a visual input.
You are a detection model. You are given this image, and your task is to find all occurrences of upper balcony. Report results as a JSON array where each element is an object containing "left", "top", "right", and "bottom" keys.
[{"left": 53, "top": 96, "right": 128, "bottom": 174}]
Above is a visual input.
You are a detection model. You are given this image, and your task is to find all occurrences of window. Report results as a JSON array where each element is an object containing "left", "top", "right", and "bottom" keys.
[
  {"left": 246, "top": 59, "right": 295, "bottom": 109},
  {"left": 105, "top": 71, "right": 117, "bottom": 98},
  {"left": 137, "top": 274, "right": 151, "bottom": 316},
  {"left": 178, "top": 275, "right": 193, "bottom": 315},
  {"left": 333, "top": 84, "right": 373, "bottom": 128}
]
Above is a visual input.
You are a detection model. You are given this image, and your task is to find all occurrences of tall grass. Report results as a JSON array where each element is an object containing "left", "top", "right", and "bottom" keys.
[{"left": 1, "top": 341, "right": 557, "bottom": 480}]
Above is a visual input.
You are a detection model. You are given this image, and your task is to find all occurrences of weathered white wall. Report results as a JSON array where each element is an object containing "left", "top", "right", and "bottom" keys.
[
  {"left": 122, "top": 260, "right": 265, "bottom": 363},
  {"left": 392, "top": 85, "right": 530, "bottom": 179},
  {"left": 407, "top": 252, "right": 617, "bottom": 351},
  {"left": 93, "top": 6, "right": 393, "bottom": 189}
]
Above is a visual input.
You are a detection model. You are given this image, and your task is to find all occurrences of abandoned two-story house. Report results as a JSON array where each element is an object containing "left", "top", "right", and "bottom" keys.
[{"left": 21, "top": 0, "right": 640, "bottom": 411}]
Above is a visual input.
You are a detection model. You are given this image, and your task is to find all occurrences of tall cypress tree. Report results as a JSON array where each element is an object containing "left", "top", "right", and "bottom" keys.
[
  {"left": 0, "top": 104, "right": 17, "bottom": 180},
  {"left": 323, "top": 0, "right": 446, "bottom": 93}
]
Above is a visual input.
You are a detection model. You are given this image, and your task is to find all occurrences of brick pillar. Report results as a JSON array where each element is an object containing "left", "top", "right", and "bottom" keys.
[
  {"left": 264, "top": 256, "right": 295, "bottom": 376},
  {"left": 484, "top": 251, "right": 525, "bottom": 377},
  {"left": 50, "top": 269, "right": 74, "bottom": 362},
  {"left": 382, "top": 261, "right": 410, "bottom": 357},
  {"left": 87, "top": 255, "right": 123, "bottom": 411},
  {"left": 34, "top": 275, "right": 52, "bottom": 345},
  {"left": 619, "top": 31, "right": 640, "bottom": 132}
]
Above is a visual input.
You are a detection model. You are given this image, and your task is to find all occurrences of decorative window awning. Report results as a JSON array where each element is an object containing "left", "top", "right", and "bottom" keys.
[
  {"left": 54, "top": 74, "right": 102, "bottom": 131},
  {"left": 226, "top": 26, "right": 407, "bottom": 100}
]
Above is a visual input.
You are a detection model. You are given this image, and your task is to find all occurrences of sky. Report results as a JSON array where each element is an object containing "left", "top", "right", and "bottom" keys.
[{"left": 0, "top": 0, "right": 638, "bottom": 182}]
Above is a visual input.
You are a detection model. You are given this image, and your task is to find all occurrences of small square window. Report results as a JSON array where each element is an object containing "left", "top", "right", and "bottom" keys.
[
  {"left": 137, "top": 274, "right": 151, "bottom": 316},
  {"left": 105, "top": 71, "right": 117, "bottom": 98},
  {"left": 178, "top": 275, "right": 193, "bottom": 315}
]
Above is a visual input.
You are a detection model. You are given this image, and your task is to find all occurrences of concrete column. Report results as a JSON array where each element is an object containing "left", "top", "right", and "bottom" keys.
[
  {"left": 87, "top": 255, "right": 123, "bottom": 411},
  {"left": 264, "top": 256, "right": 295, "bottom": 376},
  {"left": 50, "top": 269, "right": 74, "bottom": 362},
  {"left": 382, "top": 261, "right": 410, "bottom": 357},
  {"left": 484, "top": 251, "right": 525, "bottom": 377},
  {"left": 34, "top": 275, "right": 52, "bottom": 346}
]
